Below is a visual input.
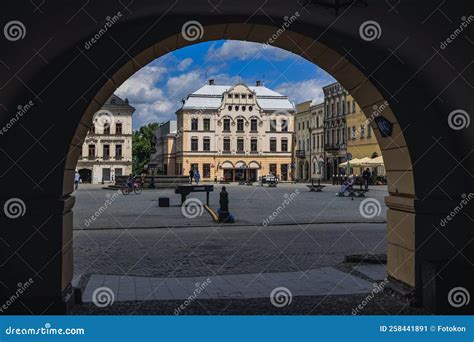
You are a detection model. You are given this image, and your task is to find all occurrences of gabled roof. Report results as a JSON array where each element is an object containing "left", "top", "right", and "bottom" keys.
[
  {"left": 180, "top": 84, "right": 295, "bottom": 111},
  {"left": 103, "top": 94, "right": 135, "bottom": 111}
]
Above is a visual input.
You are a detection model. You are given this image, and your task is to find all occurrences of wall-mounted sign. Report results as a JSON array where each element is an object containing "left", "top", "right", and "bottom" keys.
[{"left": 374, "top": 116, "right": 393, "bottom": 137}]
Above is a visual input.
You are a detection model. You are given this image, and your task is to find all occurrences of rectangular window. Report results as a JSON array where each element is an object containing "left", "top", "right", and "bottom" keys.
[
  {"left": 191, "top": 118, "right": 198, "bottom": 131},
  {"left": 237, "top": 119, "right": 244, "bottom": 132},
  {"left": 269, "top": 164, "right": 277, "bottom": 175},
  {"left": 270, "top": 120, "right": 277, "bottom": 132},
  {"left": 115, "top": 123, "right": 122, "bottom": 134},
  {"left": 203, "top": 118, "right": 210, "bottom": 131},
  {"left": 270, "top": 138, "right": 277, "bottom": 152},
  {"left": 251, "top": 138, "right": 258, "bottom": 152},
  {"left": 352, "top": 127, "right": 356, "bottom": 139},
  {"left": 114, "top": 168, "right": 123, "bottom": 177},
  {"left": 88, "top": 144, "right": 95, "bottom": 157},
  {"left": 223, "top": 118, "right": 231, "bottom": 131},
  {"left": 191, "top": 137, "right": 198, "bottom": 151},
  {"left": 352, "top": 101, "right": 356, "bottom": 113},
  {"left": 281, "top": 119, "right": 288, "bottom": 132},
  {"left": 203, "top": 164, "right": 211, "bottom": 178},
  {"left": 237, "top": 138, "right": 244, "bottom": 152},
  {"left": 90, "top": 125, "right": 95, "bottom": 134},
  {"left": 104, "top": 126, "right": 110, "bottom": 134},
  {"left": 360, "top": 125, "right": 365, "bottom": 138},
  {"left": 115, "top": 144, "right": 122, "bottom": 158},
  {"left": 367, "top": 125, "right": 372, "bottom": 138},
  {"left": 223, "top": 138, "right": 230, "bottom": 152},
  {"left": 280, "top": 164, "right": 288, "bottom": 181},
  {"left": 251, "top": 119, "right": 258, "bottom": 132},
  {"left": 281, "top": 138, "right": 288, "bottom": 152},
  {"left": 203, "top": 137, "right": 210, "bottom": 151},
  {"left": 103, "top": 144, "right": 110, "bottom": 158}
]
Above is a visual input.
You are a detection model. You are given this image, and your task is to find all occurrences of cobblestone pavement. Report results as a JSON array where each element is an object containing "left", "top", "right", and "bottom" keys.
[
  {"left": 72, "top": 183, "right": 388, "bottom": 229},
  {"left": 74, "top": 223, "right": 386, "bottom": 280}
]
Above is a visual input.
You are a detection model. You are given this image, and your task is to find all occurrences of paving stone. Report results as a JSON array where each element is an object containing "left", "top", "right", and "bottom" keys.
[{"left": 353, "top": 264, "right": 387, "bottom": 281}]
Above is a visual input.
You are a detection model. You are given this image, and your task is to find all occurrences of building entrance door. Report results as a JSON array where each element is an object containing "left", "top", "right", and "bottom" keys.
[{"left": 223, "top": 169, "right": 233, "bottom": 182}]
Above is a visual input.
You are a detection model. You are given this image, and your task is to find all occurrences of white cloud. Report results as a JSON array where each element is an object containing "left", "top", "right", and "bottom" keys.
[
  {"left": 206, "top": 41, "right": 293, "bottom": 62},
  {"left": 177, "top": 58, "right": 193, "bottom": 71},
  {"left": 275, "top": 78, "right": 330, "bottom": 105}
]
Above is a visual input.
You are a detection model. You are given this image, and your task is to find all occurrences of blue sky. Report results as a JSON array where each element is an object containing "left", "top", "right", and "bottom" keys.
[{"left": 116, "top": 40, "right": 335, "bottom": 129}]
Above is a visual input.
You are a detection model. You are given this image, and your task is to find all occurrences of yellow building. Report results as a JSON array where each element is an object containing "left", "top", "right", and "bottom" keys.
[
  {"left": 346, "top": 98, "right": 382, "bottom": 175},
  {"left": 174, "top": 80, "right": 295, "bottom": 182}
]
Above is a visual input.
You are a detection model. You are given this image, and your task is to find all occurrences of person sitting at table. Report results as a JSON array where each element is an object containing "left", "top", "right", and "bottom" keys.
[{"left": 337, "top": 175, "right": 355, "bottom": 196}]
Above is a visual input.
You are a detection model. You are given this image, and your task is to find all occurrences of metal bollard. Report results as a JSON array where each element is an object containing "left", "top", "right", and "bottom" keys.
[{"left": 219, "top": 186, "right": 230, "bottom": 223}]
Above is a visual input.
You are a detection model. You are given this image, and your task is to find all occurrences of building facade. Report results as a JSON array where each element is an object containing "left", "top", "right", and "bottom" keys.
[
  {"left": 346, "top": 104, "right": 383, "bottom": 175},
  {"left": 311, "top": 102, "right": 325, "bottom": 180},
  {"left": 323, "top": 82, "right": 349, "bottom": 179},
  {"left": 148, "top": 120, "right": 177, "bottom": 175},
  {"left": 174, "top": 81, "right": 295, "bottom": 182},
  {"left": 294, "top": 101, "right": 325, "bottom": 181},
  {"left": 76, "top": 94, "right": 134, "bottom": 184}
]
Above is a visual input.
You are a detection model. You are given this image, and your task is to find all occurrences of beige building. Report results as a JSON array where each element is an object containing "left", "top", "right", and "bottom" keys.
[
  {"left": 76, "top": 94, "right": 134, "bottom": 184},
  {"left": 148, "top": 120, "right": 177, "bottom": 175},
  {"left": 174, "top": 80, "right": 295, "bottom": 182},
  {"left": 346, "top": 103, "right": 383, "bottom": 175},
  {"left": 294, "top": 101, "right": 325, "bottom": 181}
]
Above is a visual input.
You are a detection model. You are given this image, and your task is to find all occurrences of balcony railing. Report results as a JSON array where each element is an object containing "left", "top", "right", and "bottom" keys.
[
  {"left": 115, "top": 155, "right": 123, "bottom": 160},
  {"left": 325, "top": 144, "right": 345, "bottom": 151},
  {"left": 295, "top": 150, "right": 305, "bottom": 158}
]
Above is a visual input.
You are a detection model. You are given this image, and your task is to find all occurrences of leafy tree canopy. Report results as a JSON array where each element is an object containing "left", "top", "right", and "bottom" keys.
[{"left": 132, "top": 122, "right": 160, "bottom": 175}]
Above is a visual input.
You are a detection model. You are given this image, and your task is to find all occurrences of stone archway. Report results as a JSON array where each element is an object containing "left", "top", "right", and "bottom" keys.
[{"left": 0, "top": 1, "right": 472, "bottom": 314}]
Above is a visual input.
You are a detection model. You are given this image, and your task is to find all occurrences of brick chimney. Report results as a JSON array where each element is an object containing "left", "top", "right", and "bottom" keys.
[
  {"left": 208, "top": 79, "right": 215, "bottom": 85},
  {"left": 256, "top": 80, "right": 262, "bottom": 86}
]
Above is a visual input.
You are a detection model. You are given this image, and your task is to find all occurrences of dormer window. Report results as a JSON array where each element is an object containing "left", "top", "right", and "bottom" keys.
[
  {"left": 234, "top": 94, "right": 239, "bottom": 99},
  {"left": 248, "top": 95, "right": 253, "bottom": 99},
  {"left": 228, "top": 105, "right": 232, "bottom": 111},
  {"left": 111, "top": 98, "right": 116, "bottom": 104},
  {"left": 242, "top": 94, "right": 246, "bottom": 99},
  {"left": 228, "top": 94, "right": 232, "bottom": 98}
]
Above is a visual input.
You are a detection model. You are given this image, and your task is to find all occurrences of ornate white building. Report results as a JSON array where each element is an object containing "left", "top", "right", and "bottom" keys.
[
  {"left": 76, "top": 94, "right": 134, "bottom": 184},
  {"left": 172, "top": 80, "right": 295, "bottom": 182}
]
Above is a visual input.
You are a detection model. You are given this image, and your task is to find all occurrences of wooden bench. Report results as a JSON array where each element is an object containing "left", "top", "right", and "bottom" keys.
[{"left": 175, "top": 185, "right": 214, "bottom": 205}]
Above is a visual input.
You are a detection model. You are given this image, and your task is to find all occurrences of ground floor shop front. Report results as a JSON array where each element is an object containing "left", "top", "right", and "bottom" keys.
[{"left": 175, "top": 155, "right": 293, "bottom": 182}]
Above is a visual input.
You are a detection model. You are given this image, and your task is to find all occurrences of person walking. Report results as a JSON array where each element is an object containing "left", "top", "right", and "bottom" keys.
[
  {"left": 74, "top": 170, "right": 81, "bottom": 190},
  {"left": 362, "top": 168, "right": 371, "bottom": 190},
  {"left": 194, "top": 169, "right": 201, "bottom": 185},
  {"left": 189, "top": 168, "right": 195, "bottom": 184}
]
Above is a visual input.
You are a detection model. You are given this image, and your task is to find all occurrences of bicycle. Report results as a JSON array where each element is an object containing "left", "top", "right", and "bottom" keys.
[{"left": 121, "top": 180, "right": 143, "bottom": 195}]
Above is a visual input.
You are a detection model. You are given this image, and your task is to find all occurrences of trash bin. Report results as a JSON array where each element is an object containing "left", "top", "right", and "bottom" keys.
[{"left": 158, "top": 197, "right": 170, "bottom": 207}]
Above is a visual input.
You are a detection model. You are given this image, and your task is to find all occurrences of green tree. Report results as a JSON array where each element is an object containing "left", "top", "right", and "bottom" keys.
[{"left": 132, "top": 122, "right": 160, "bottom": 175}]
